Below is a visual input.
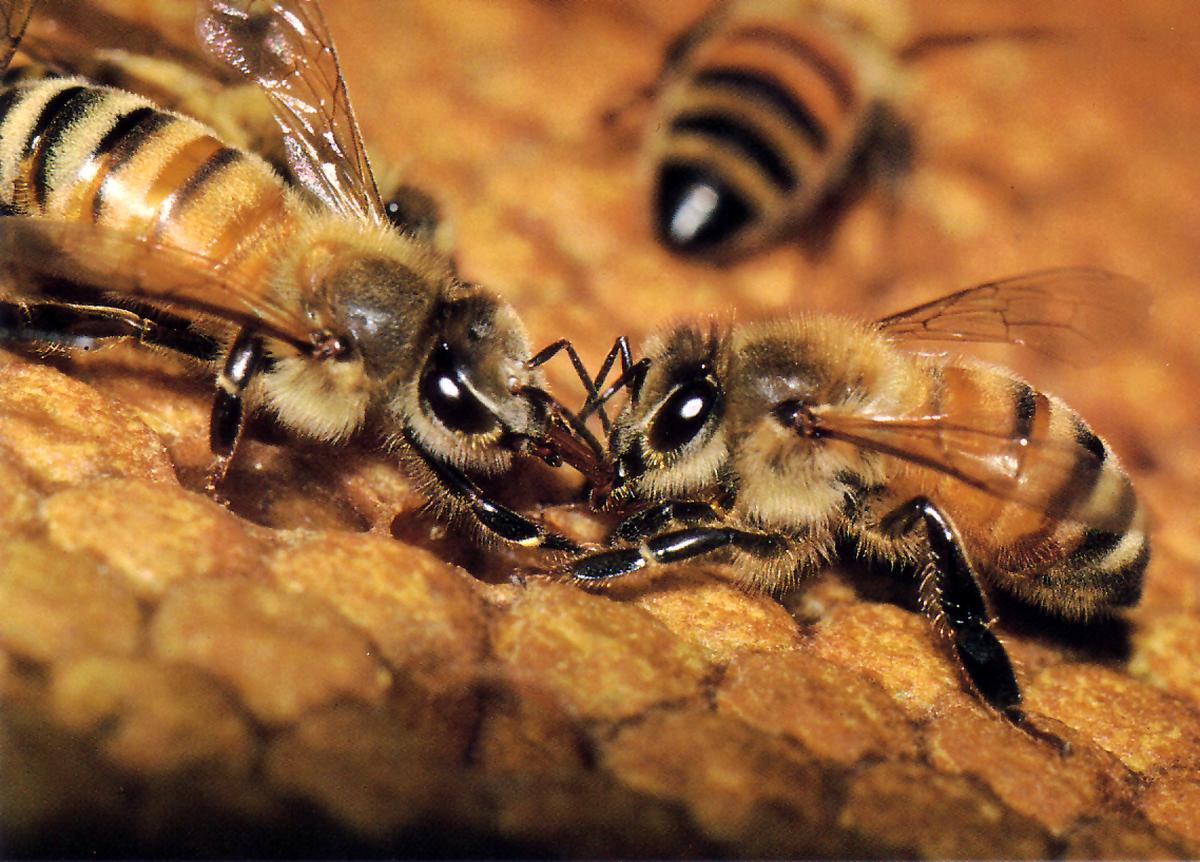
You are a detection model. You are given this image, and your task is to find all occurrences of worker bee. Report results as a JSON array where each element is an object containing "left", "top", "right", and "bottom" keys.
[
  {"left": 3, "top": 0, "right": 452, "bottom": 250},
  {"left": 572, "top": 269, "right": 1149, "bottom": 733},
  {"left": 0, "top": 0, "right": 604, "bottom": 551},
  {"left": 641, "top": 0, "right": 1048, "bottom": 261}
]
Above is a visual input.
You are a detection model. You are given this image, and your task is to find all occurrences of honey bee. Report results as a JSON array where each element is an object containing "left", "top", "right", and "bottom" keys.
[
  {"left": 0, "top": 0, "right": 604, "bottom": 551},
  {"left": 641, "top": 0, "right": 1049, "bottom": 261},
  {"left": 572, "top": 269, "right": 1149, "bottom": 732},
  {"left": 4, "top": 0, "right": 452, "bottom": 249}
]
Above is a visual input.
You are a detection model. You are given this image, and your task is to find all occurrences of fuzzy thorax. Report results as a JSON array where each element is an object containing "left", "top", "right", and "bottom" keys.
[{"left": 254, "top": 215, "right": 452, "bottom": 444}]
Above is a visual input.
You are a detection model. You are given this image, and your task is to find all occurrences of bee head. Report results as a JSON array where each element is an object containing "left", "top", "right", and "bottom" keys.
[
  {"left": 606, "top": 324, "right": 728, "bottom": 502},
  {"left": 403, "top": 290, "right": 553, "bottom": 474},
  {"left": 292, "top": 230, "right": 588, "bottom": 477}
]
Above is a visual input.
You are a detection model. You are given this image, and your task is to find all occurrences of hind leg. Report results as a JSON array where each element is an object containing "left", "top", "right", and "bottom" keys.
[
  {"left": 0, "top": 299, "right": 218, "bottom": 358},
  {"left": 0, "top": 300, "right": 264, "bottom": 498},
  {"left": 880, "top": 497, "right": 1022, "bottom": 715}
]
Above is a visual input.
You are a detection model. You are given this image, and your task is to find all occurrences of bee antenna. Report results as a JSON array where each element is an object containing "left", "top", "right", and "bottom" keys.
[
  {"left": 527, "top": 338, "right": 615, "bottom": 433},
  {"left": 579, "top": 358, "right": 651, "bottom": 423}
]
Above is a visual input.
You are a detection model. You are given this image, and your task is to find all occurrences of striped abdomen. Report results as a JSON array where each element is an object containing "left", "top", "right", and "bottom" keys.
[
  {"left": 0, "top": 76, "right": 292, "bottom": 288},
  {"left": 651, "top": 0, "right": 902, "bottom": 259},
  {"left": 892, "top": 361, "right": 1147, "bottom": 619}
]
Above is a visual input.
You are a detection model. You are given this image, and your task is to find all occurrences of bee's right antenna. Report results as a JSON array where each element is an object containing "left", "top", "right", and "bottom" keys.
[
  {"left": 528, "top": 336, "right": 639, "bottom": 434},
  {"left": 527, "top": 338, "right": 611, "bottom": 432},
  {"left": 579, "top": 356, "right": 651, "bottom": 424}
]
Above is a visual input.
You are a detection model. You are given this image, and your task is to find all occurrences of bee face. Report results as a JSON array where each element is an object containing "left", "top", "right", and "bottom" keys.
[
  {"left": 607, "top": 325, "right": 728, "bottom": 501},
  {"left": 402, "top": 292, "right": 546, "bottom": 474}
]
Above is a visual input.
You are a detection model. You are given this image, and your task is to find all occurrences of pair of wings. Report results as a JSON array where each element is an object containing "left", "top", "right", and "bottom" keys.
[
  {"left": 810, "top": 268, "right": 1148, "bottom": 529},
  {"left": 0, "top": 0, "right": 387, "bottom": 350}
]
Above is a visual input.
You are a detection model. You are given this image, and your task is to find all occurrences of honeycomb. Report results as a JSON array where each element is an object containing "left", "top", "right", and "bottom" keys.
[{"left": 3, "top": 0, "right": 1199, "bottom": 857}]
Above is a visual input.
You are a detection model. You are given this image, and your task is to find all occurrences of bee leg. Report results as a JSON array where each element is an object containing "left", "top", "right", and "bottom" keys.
[
  {"left": 611, "top": 500, "right": 720, "bottom": 543},
  {"left": 205, "top": 327, "right": 264, "bottom": 495},
  {"left": 0, "top": 301, "right": 218, "bottom": 359},
  {"left": 570, "top": 525, "right": 786, "bottom": 582},
  {"left": 880, "top": 497, "right": 1024, "bottom": 718},
  {"left": 406, "top": 434, "right": 582, "bottom": 553}
]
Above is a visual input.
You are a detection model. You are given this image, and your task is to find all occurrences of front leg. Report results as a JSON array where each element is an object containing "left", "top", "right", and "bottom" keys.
[
  {"left": 205, "top": 327, "right": 265, "bottom": 495},
  {"left": 570, "top": 523, "right": 787, "bottom": 583},
  {"left": 611, "top": 500, "right": 721, "bottom": 543},
  {"left": 880, "top": 497, "right": 1024, "bottom": 720},
  {"left": 405, "top": 431, "right": 581, "bottom": 553}
]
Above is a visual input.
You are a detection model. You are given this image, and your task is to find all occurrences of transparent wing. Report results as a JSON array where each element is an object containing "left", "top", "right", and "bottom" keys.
[
  {"left": 800, "top": 408, "right": 1129, "bottom": 531},
  {"left": 876, "top": 268, "right": 1150, "bottom": 364},
  {"left": 0, "top": 216, "right": 323, "bottom": 352},
  {"left": 17, "top": 1, "right": 290, "bottom": 174},
  {"left": 198, "top": 0, "right": 385, "bottom": 223},
  {"left": 1, "top": 0, "right": 36, "bottom": 71},
  {"left": 26, "top": 0, "right": 228, "bottom": 79}
]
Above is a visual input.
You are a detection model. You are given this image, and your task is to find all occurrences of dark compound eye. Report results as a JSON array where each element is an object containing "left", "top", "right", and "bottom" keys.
[
  {"left": 419, "top": 342, "right": 498, "bottom": 435},
  {"left": 648, "top": 378, "right": 720, "bottom": 453}
]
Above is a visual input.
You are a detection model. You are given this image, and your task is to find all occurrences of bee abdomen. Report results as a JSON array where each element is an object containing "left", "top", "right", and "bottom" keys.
[
  {"left": 653, "top": 12, "right": 866, "bottom": 257},
  {"left": 1002, "top": 398, "right": 1147, "bottom": 617},
  {"left": 0, "top": 78, "right": 141, "bottom": 214},
  {"left": 0, "top": 77, "right": 286, "bottom": 268},
  {"left": 1034, "top": 417, "right": 1148, "bottom": 616},
  {"left": 24, "top": 84, "right": 109, "bottom": 209},
  {"left": 927, "top": 366, "right": 1148, "bottom": 617}
]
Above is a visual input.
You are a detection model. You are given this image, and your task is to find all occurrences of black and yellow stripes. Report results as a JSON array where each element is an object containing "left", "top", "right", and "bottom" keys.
[
  {"left": 24, "top": 84, "right": 105, "bottom": 207},
  {"left": 914, "top": 361, "right": 1147, "bottom": 618},
  {"left": 0, "top": 75, "right": 291, "bottom": 289},
  {"left": 651, "top": 0, "right": 886, "bottom": 259},
  {"left": 1, "top": 78, "right": 143, "bottom": 212},
  {"left": 87, "top": 105, "right": 174, "bottom": 218},
  {"left": 1041, "top": 413, "right": 1147, "bottom": 615}
]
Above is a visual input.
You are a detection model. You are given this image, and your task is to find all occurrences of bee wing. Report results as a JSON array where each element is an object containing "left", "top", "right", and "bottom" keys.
[
  {"left": 198, "top": 0, "right": 386, "bottom": 223},
  {"left": 805, "top": 410, "right": 1129, "bottom": 531},
  {"left": 1, "top": 0, "right": 35, "bottom": 70},
  {"left": 0, "top": 216, "right": 318, "bottom": 352},
  {"left": 23, "top": 0, "right": 228, "bottom": 79},
  {"left": 875, "top": 268, "right": 1150, "bottom": 364}
]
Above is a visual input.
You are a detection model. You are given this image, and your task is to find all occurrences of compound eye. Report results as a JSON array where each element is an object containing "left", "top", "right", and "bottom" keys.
[
  {"left": 648, "top": 379, "right": 719, "bottom": 452},
  {"left": 419, "top": 342, "right": 498, "bottom": 435}
]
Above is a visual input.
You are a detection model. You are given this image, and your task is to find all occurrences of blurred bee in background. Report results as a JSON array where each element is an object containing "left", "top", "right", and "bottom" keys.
[
  {"left": 5, "top": 0, "right": 453, "bottom": 251},
  {"left": 0, "top": 0, "right": 606, "bottom": 552},
  {"left": 572, "top": 269, "right": 1148, "bottom": 736},
  {"left": 633, "top": 0, "right": 1051, "bottom": 262}
]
